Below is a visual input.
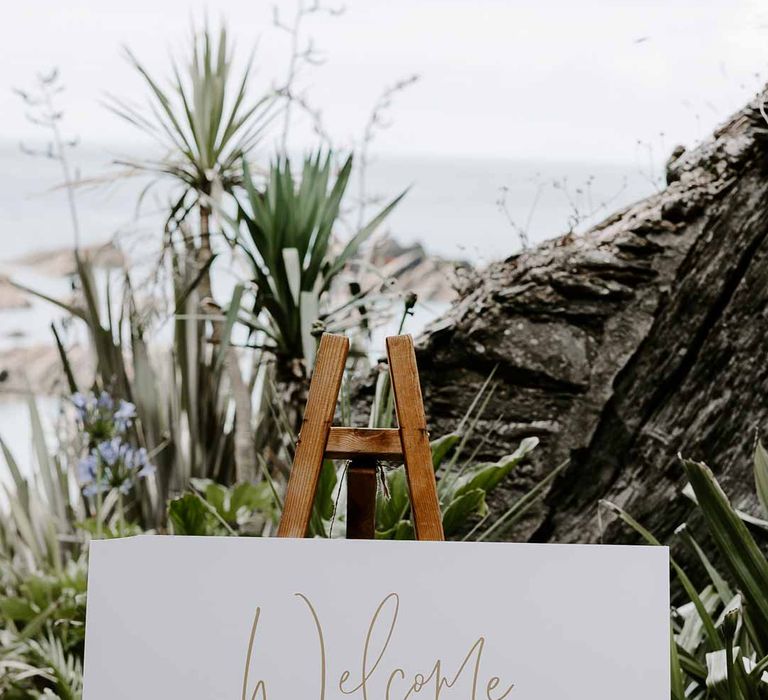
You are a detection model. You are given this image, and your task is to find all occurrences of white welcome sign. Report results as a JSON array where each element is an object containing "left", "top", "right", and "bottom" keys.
[{"left": 83, "top": 537, "right": 669, "bottom": 699}]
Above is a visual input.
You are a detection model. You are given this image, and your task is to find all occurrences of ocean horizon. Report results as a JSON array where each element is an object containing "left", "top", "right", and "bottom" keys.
[{"left": 1, "top": 141, "right": 660, "bottom": 265}]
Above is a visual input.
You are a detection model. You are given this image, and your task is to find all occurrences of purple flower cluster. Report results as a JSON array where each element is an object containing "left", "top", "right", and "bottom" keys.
[{"left": 72, "top": 391, "right": 155, "bottom": 496}]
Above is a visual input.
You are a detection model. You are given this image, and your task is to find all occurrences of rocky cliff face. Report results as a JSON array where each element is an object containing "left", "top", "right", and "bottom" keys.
[{"left": 414, "top": 93, "right": 768, "bottom": 543}]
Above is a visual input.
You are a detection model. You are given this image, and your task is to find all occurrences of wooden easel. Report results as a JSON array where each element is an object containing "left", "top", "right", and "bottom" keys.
[{"left": 276, "top": 333, "right": 444, "bottom": 541}]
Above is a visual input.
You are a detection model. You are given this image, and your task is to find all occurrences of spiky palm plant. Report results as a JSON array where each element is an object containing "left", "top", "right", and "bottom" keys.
[
  {"left": 235, "top": 151, "right": 405, "bottom": 427},
  {"left": 107, "top": 24, "right": 275, "bottom": 299}
]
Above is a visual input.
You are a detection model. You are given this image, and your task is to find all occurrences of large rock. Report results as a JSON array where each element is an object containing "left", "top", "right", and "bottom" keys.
[{"left": 414, "top": 92, "right": 768, "bottom": 544}]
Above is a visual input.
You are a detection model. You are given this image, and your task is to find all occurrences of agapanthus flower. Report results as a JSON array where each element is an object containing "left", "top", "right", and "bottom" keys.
[
  {"left": 78, "top": 454, "right": 109, "bottom": 497},
  {"left": 77, "top": 439, "right": 156, "bottom": 495},
  {"left": 97, "top": 438, "right": 122, "bottom": 467},
  {"left": 71, "top": 392, "right": 91, "bottom": 420},
  {"left": 71, "top": 391, "right": 116, "bottom": 441},
  {"left": 96, "top": 391, "right": 114, "bottom": 411},
  {"left": 77, "top": 453, "right": 98, "bottom": 485},
  {"left": 125, "top": 446, "right": 155, "bottom": 478},
  {"left": 114, "top": 400, "right": 137, "bottom": 431},
  {"left": 71, "top": 391, "right": 154, "bottom": 497}
]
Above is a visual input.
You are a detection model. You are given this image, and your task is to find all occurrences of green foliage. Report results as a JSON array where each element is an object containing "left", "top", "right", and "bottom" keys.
[
  {"left": 236, "top": 152, "right": 406, "bottom": 365},
  {"left": 0, "top": 557, "right": 87, "bottom": 698},
  {"left": 1, "top": 17, "right": 424, "bottom": 700},
  {"left": 168, "top": 480, "right": 277, "bottom": 536},
  {"left": 364, "top": 362, "right": 555, "bottom": 540},
  {"left": 15, "top": 251, "right": 245, "bottom": 526},
  {"left": 0, "top": 399, "right": 80, "bottom": 575},
  {"left": 107, "top": 23, "right": 275, "bottom": 219},
  {"left": 308, "top": 460, "right": 338, "bottom": 537},
  {"left": 167, "top": 494, "right": 214, "bottom": 535},
  {"left": 165, "top": 249, "right": 238, "bottom": 485},
  {"left": 375, "top": 432, "right": 542, "bottom": 539},
  {"left": 754, "top": 439, "right": 768, "bottom": 524},
  {"left": 604, "top": 441, "right": 768, "bottom": 699},
  {"left": 164, "top": 369, "right": 546, "bottom": 542}
]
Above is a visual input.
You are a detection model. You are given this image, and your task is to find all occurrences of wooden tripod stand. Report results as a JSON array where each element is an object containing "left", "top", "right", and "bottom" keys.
[{"left": 276, "top": 333, "right": 444, "bottom": 541}]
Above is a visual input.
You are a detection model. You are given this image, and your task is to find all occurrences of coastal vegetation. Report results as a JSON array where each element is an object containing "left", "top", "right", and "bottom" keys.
[
  {"left": 0, "top": 20, "right": 555, "bottom": 697},
  {"left": 1, "top": 13, "right": 767, "bottom": 700}
]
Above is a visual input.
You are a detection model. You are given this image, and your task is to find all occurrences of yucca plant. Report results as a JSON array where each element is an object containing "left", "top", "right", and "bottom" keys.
[
  {"left": 107, "top": 23, "right": 275, "bottom": 301},
  {"left": 235, "top": 151, "right": 405, "bottom": 421},
  {"left": 603, "top": 442, "right": 768, "bottom": 699}
]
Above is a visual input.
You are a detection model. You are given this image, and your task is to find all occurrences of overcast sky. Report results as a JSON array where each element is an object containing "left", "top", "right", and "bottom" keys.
[{"left": 3, "top": 0, "right": 767, "bottom": 162}]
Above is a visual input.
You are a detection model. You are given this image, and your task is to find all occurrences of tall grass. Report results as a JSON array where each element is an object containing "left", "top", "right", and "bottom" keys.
[{"left": 603, "top": 442, "right": 768, "bottom": 699}]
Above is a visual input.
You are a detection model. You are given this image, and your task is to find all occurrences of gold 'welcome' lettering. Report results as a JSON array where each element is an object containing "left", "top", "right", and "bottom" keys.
[{"left": 241, "top": 593, "right": 514, "bottom": 699}]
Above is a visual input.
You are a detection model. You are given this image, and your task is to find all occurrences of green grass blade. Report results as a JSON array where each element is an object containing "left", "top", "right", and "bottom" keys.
[
  {"left": 754, "top": 439, "right": 768, "bottom": 519},
  {"left": 682, "top": 458, "right": 768, "bottom": 653}
]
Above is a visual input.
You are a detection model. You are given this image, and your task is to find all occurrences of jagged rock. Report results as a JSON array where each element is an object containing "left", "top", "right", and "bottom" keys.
[
  {"left": 0, "top": 343, "right": 92, "bottom": 396},
  {"left": 365, "top": 238, "right": 468, "bottom": 303},
  {"left": 412, "top": 91, "right": 768, "bottom": 545},
  {"left": 11, "top": 241, "right": 125, "bottom": 277},
  {"left": 0, "top": 276, "right": 32, "bottom": 310}
]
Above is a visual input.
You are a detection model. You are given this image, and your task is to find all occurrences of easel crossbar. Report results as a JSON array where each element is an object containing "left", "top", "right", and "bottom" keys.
[{"left": 325, "top": 427, "right": 402, "bottom": 460}]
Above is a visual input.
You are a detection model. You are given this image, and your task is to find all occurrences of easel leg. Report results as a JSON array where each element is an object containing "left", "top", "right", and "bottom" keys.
[
  {"left": 346, "top": 457, "right": 377, "bottom": 539},
  {"left": 277, "top": 334, "right": 350, "bottom": 538},
  {"left": 386, "top": 336, "right": 445, "bottom": 541}
]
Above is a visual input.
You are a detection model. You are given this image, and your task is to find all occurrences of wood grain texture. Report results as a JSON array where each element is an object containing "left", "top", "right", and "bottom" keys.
[
  {"left": 346, "top": 457, "right": 377, "bottom": 539},
  {"left": 324, "top": 427, "right": 403, "bottom": 460},
  {"left": 277, "top": 334, "right": 349, "bottom": 538},
  {"left": 387, "top": 335, "right": 445, "bottom": 541}
]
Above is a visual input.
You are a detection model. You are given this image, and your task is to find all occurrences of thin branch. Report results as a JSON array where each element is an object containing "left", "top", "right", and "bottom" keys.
[{"left": 15, "top": 69, "right": 82, "bottom": 248}]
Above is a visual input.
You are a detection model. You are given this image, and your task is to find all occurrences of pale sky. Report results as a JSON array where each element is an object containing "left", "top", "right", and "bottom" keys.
[{"left": 3, "top": 0, "right": 767, "bottom": 162}]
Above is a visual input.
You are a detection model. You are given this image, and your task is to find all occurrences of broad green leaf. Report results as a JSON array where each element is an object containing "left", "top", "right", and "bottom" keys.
[
  {"left": 376, "top": 466, "right": 410, "bottom": 532},
  {"left": 168, "top": 493, "right": 216, "bottom": 535},
  {"left": 676, "top": 524, "right": 733, "bottom": 604},
  {"left": 0, "top": 596, "right": 38, "bottom": 622},
  {"left": 453, "top": 437, "right": 540, "bottom": 498},
  {"left": 748, "top": 653, "right": 768, "bottom": 683},
  {"left": 313, "top": 459, "right": 338, "bottom": 523},
  {"left": 442, "top": 489, "right": 488, "bottom": 536},
  {"left": 670, "top": 624, "right": 686, "bottom": 700},
  {"left": 676, "top": 586, "right": 720, "bottom": 653},
  {"left": 431, "top": 433, "right": 459, "bottom": 469},
  {"left": 755, "top": 439, "right": 768, "bottom": 519},
  {"left": 229, "top": 482, "right": 273, "bottom": 515},
  {"left": 377, "top": 520, "right": 415, "bottom": 540},
  {"left": 477, "top": 457, "right": 567, "bottom": 542},
  {"left": 683, "top": 458, "right": 768, "bottom": 652}
]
